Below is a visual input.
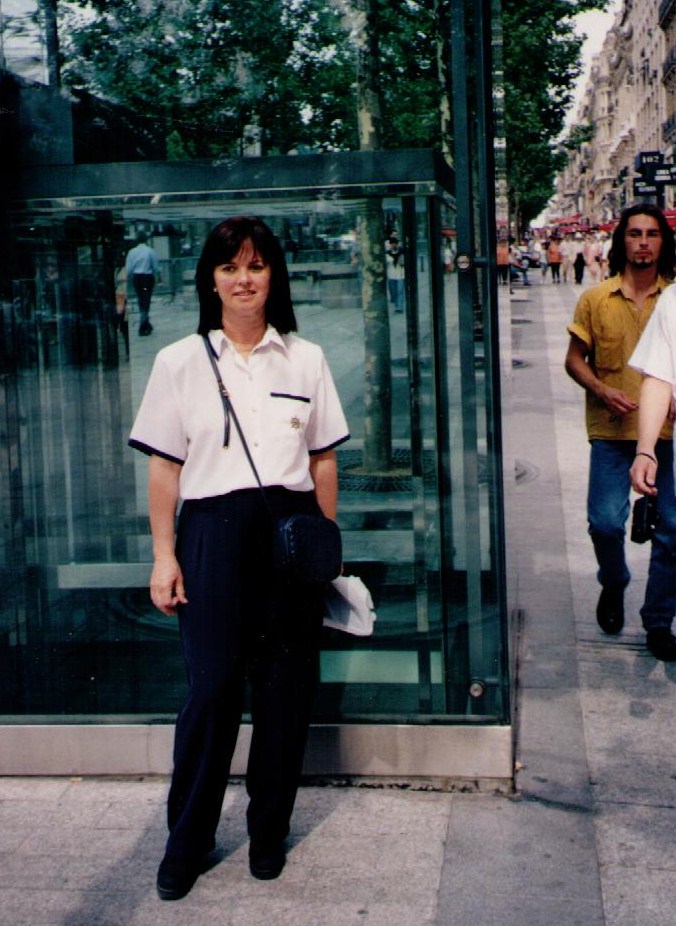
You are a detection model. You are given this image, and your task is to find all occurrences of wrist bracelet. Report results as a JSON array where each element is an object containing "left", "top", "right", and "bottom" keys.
[{"left": 636, "top": 451, "right": 657, "bottom": 464}]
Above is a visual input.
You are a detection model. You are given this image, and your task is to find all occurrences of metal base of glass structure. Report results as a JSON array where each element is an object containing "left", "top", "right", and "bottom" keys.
[{"left": 0, "top": 723, "right": 513, "bottom": 786}]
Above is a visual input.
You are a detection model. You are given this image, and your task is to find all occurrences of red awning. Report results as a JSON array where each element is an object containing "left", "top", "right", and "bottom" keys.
[{"left": 552, "top": 213, "right": 583, "bottom": 225}]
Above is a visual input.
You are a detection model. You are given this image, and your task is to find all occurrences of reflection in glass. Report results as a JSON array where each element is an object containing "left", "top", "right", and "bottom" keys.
[{"left": 1, "top": 175, "right": 507, "bottom": 724}]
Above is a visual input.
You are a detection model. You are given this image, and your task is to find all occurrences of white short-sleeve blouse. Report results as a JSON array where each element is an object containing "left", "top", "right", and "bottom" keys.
[{"left": 129, "top": 327, "right": 350, "bottom": 499}]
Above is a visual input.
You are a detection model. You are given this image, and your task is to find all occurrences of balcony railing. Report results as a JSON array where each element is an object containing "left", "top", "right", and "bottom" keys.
[{"left": 660, "top": 0, "right": 676, "bottom": 28}]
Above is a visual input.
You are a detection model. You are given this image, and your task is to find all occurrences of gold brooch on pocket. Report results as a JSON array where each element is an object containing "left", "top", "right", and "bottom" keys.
[{"left": 290, "top": 416, "right": 303, "bottom": 431}]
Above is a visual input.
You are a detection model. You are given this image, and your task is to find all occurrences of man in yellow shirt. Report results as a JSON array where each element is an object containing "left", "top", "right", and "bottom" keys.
[{"left": 565, "top": 204, "right": 676, "bottom": 660}]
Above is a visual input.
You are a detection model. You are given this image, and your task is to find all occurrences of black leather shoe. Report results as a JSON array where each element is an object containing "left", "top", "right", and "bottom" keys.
[
  {"left": 646, "top": 628, "right": 676, "bottom": 662},
  {"left": 249, "top": 842, "right": 286, "bottom": 880},
  {"left": 156, "top": 856, "right": 201, "bottom": 901},
  {"left": 596, "top": 587, "right": 624, "bottom": 635}
]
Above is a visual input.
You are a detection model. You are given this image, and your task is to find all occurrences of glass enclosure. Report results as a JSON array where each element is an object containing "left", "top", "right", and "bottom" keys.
[{"left": 1, "top": 149, "right": 509, "bottom": 726}]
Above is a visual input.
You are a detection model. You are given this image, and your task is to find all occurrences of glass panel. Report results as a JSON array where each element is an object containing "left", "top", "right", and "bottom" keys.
[
  {"left": 1, "top": 184, "right": 470, "bottom": 722},
  {"left": 442, "top": 0, "right": 510, "bottom": 720},
  {"left": 1, "top": 150, "right": 508, "bottom": 726}
]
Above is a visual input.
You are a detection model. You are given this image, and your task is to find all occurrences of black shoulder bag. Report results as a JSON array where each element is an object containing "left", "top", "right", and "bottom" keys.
[{"left": 203, "top": 336, "right": 342, "bottom": 584}]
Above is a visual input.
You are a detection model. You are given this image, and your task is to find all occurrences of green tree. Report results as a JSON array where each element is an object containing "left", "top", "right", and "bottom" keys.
[
  {"left": 59, "top": 0, "right": 448, "bottom": 158},
  {"left": 22, "top": 1, "right": 606, "bottom": 220},
  {"left": 561, "top": 121, "right": 596, "bottom": 152},
  {"left": 501, "top": 0, "right": 607, "bottom": 232},
  {"left": 60, "top": 0, "right": 357, "bottom": 156},
  {"left": 377, "top": 0, "right": 446, "bottom": 152}
]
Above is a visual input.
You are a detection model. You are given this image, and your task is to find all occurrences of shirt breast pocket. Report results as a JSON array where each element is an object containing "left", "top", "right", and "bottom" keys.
[
  {"left": 595, "top": 333, "right": 624, "bottom": 372},
  {"left": 269, "top": 392, "right": 312, "bottom": 445}
]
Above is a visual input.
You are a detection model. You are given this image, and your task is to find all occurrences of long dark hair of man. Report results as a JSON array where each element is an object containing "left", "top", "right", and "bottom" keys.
[
  {"left": 196, "top": 215, "right": 297, "bottom": 335},
  {"left": 608, "top": 204, "right": 676, "bottom": 279}
]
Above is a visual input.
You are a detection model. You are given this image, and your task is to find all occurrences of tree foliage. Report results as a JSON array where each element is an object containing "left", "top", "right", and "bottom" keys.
[
  {"left": 60, "top": 0, "right": 358, "bottom": 156},
  {"left": 54, "top": 0, "right": 603, "bottom": 224},
  {"left": 501, "top": 0, "right": 607, "bottom": 228},
  {"left": 561, "top": 121, "right": 596, "bottom": 152},
  {"left": 58, "top": 0, "right": 444, "bottom": 158}
]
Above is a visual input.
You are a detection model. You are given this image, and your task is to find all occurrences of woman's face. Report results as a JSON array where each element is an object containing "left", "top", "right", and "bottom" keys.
[{"left": 213, "top": 239, "right": 271, "bottom": 327}]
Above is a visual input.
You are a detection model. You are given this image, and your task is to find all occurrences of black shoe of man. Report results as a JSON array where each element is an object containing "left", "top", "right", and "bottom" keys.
[
  {"left": 596, "top": 587, "right": 624, "bottom": 635},
  {"left": 646, "top": 628, "right": 676, "bottom": 662},
  {"left": 249, "top": 842, "right": 286, "bottom": 880}
]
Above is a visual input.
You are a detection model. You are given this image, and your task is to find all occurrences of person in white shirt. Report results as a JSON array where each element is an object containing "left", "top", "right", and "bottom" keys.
[
  {"left": 125, "top": 231, "right": 160, "bottom": 336},
  {"left": 629, "top": 282, "right": 676, "bottom": 661},
  {"left": 130, "top": 216, "right": 349, "bottom": 899}
]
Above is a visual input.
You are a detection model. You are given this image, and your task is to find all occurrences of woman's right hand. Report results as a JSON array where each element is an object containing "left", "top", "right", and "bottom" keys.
[{"left": 150, "top": 554, "right": 188, "bottom": 616}]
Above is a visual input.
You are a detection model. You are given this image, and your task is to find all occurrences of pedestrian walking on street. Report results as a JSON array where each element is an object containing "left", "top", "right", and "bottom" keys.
[
  {"left": 126, "top": 230, "right": 160, "bottom": 336},
  {"left": 584, "top": 233, "right": 602, "bottom": 283},
  {"left": 547, "top": 236, "right": 562, "bottom": 284},
  {"left": 573, "top": 233, "right": 586, "bottom": 285},
  {"left": 561, "top": 233, "right": 573, "bottom": 283},
  {"left": 564, "top": 203, "right": 676, "bottom": 660},
  {"left": 129, "top": 215, "right": 350, "bottom": 900},
  {"left": 496, "top": 236, "right": 510, "bottom": 285}
]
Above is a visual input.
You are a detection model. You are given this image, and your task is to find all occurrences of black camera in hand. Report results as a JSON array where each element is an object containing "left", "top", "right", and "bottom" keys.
[{"left": 630, "top": 495, "right": 659, "bottom": 544}]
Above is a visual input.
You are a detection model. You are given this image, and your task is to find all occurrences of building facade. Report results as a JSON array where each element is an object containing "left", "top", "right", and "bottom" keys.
[{"left": 551, "top": 0, "right": 676, "bottom": 225}]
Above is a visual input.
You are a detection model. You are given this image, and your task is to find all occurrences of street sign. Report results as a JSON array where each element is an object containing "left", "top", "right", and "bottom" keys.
[
  {"left": 635, "top": 151, "right": 667, "bottom": 184},
  {"left": 635, "top": 151, "right": 664, "bottom": 172},
  {"left": 633, "top": 180, "right": 659, "bottom": 195}
]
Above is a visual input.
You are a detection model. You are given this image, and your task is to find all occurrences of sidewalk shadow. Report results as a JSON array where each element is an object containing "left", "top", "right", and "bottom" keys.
[{"left": 55, "top": 778, "right": 341, "bottom": 925}]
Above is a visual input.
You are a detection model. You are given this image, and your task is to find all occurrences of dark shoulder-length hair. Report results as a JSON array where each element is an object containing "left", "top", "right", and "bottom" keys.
[
  {"left": 608, "top": 203, "right": 676, "bottom": 280},
  {"left": 195, "top": 215, "right": 297, "bottom": 335}
]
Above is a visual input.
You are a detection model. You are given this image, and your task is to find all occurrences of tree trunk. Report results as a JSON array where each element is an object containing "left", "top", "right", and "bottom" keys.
[
  {"left": 354, "top": 0, "right": 392, "bottom": 473},
  {"left": 39, "top": 0, "right": 60, "bottom": 89},
  {"left": 435, "top": 0, "right": 453, "bottom": 165}
]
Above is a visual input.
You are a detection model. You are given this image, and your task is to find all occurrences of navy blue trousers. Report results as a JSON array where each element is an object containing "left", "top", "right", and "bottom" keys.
[{"left": 164, "top": 488, "right": 324, "bottom": 861}]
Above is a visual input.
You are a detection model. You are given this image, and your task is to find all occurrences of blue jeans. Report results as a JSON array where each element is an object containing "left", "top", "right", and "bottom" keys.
[
  {"left": 588, "top": 439, "right": 676, "bottom": 631},
  {"left": 388, "top": 278, "right": 405, "bottom": 312}
]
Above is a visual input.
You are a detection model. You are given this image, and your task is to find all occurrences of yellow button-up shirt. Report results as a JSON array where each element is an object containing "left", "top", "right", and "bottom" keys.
[{"left": 567, "top": 275, "right": 673, "bottom": 441}]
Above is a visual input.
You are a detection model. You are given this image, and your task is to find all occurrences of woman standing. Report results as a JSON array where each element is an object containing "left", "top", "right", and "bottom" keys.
[{"left": 129, "top": 216, "right": 350, "bottom": 900}]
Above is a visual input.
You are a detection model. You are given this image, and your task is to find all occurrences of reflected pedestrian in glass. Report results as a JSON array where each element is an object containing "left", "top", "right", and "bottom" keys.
[
  {"left": 125, "top": 230, "right": 160, "bottom": 336},
  {"left": 385, "top": 234, "right": 405, "bottom": 312}
]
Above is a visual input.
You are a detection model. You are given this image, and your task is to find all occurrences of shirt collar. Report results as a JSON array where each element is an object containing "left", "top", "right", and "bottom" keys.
[
  {"left": 610, "top": 274, "right": 669, "bottom": 299},
  {"left": 208, "top": 324, "right": 288, "bottom": 357}
]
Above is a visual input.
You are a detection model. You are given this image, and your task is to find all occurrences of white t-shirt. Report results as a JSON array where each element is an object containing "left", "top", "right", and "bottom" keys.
[
  {"left": 129, "top": 327, "right": 350, "bottom": 499},
  {"left": 629, "top": 285, "right": 676, "bottom": 390},
  {"left": 629, "top": 284, "right": 676, "bottom": 478}
]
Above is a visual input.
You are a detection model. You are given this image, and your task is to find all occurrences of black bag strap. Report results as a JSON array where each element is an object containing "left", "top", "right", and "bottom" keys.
[{"left": 202, "top": 335, "right": 273, "bottom": 515}]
